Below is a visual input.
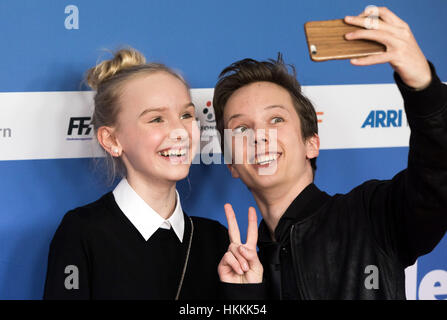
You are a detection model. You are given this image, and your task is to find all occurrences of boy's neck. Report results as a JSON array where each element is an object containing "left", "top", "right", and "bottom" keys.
[{"left": 252, "top": 175, "right": 313, "bottom": 241}]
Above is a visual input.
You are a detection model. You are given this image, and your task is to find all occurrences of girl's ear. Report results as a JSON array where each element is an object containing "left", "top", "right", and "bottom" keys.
[{"left": 97, "top": 126, "right": 122, "bottom": 157}]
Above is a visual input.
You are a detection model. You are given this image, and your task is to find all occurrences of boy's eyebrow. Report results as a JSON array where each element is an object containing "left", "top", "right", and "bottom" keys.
[
  {"left": 265, "top": 104, "right": 287, "bottom": 111},
  {"left": 227, "top": 104, "right": 287, "bottom": 123},
  {"left": 139, "top": 102, "right": 194, "bottom": 118}
]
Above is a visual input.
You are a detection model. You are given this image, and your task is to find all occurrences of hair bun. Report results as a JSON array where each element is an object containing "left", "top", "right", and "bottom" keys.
[{"left": 86, "top": 48, "right": 147, "bottom": 90}]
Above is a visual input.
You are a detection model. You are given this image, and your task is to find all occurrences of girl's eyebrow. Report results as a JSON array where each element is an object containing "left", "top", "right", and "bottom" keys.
[
  {"left": 138, "top": 106, "right": 167, "bottom": 118},
  {"left": 139, "top": 103, "right": 194, "bottom": 118}
]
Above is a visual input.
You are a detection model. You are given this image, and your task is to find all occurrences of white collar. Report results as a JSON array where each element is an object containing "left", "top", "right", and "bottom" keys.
[{"left": 112, "top": 178, "right": 185, "bottom": 242}]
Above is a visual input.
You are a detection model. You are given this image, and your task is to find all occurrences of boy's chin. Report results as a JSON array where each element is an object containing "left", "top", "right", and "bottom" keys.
[{"left": 244, "top": 173, "right": 283, "bottom": 190}]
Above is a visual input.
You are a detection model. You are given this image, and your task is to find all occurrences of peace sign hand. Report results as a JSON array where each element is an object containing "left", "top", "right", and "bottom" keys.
[{"left": 218, "top": 204, "right": 263, "bottom": 284}]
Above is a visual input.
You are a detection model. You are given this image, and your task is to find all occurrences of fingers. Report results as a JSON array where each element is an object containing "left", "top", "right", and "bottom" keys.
[
  {"left": 224, "top": 203, "right": 241, "bottom": 244},
  {"left": 372, "top": 7, "right": 408, "bottom": 28},
  {"left": 238, "top": 245, "right": 260, "bottom": 268},
  {"left": 344, "top": 15, "right": 401, "bottom": 36},
  {"left": 221, "top": 251, "right": 244, "bottom": 275},
  {"left": 228, "top": 243, "right": 250, "bottom": 272},
  {"left": 344, "top": 29, "right": 394, "bottom": 47},
  {"left": 245, "top": 207, "right": 258, "bottom": 249},
  {"left": 356, "top": 6, "right": 407, "bottom": 27},
  {"left": 344, "top": 6, "right": 410, "bottom": 40},
  {"left": 350, "top": 52, "right": 391, "bottom": 66}
]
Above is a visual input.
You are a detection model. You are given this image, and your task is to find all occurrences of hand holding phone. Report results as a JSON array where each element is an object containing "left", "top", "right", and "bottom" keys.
[{"left": 304, "top": 7, "right": 431, "bottom": 90}]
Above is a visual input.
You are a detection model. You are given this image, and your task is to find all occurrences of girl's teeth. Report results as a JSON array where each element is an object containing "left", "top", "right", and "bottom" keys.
[{"left": 159, "top": 149, "right": 186, "bottom": 157}]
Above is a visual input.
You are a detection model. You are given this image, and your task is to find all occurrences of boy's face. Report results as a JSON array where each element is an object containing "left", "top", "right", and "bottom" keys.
[{"left": 223, "top": 81, "right": 319, "bottom": 192}]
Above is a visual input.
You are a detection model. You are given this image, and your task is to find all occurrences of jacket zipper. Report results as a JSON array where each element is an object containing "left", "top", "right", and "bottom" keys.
[{"left": 290, "top": 224, "right": 310, "bottom": 300}]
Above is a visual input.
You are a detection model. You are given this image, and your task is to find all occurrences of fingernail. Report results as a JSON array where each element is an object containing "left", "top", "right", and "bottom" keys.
[
  {"left": 238, "top": 268, "right": 244, "bottom": 275},
  {"left": 243, "top": 262, "right": 249, "bottom": 271},
  {"left": 345, "top": 16, "right": 353, "bottom": 21}
]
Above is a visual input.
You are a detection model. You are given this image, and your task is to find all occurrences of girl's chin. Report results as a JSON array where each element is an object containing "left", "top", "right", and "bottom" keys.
[
  {"left": 164, "top": 171, "right": 190, "bottom": 182},
  {"left": 159, "top": 161, "right": 191, "bottom": 181}
]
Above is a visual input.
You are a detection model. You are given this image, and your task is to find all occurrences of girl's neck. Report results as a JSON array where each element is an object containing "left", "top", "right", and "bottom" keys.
[{"left": 126, "top": 173, "right": 177, "bottom": 220}]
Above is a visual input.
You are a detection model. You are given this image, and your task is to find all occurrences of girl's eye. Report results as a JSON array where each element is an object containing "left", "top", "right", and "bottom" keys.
[
  {"left": 271, "top": 117, "right": 284, "bottom": 124},
  {"left": 181, "top": 113, "right": 193, "bottom": 120},
  {"left": 233, "top": 126, "right": 248, "bottom": 134},
  {"left": 149, "top": 117, "right": 163, "bottom": 123}
]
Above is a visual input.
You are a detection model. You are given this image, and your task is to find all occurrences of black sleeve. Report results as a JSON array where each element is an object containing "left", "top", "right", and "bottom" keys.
[
  {"left": 43, "top": 210, "right": 91, "bottom": 299},
  {"left": 365, "top": 61, "right": 447, "bottom": 267},
  {"left": 220, "top": 282, "right": 268, "bottom": 300}
]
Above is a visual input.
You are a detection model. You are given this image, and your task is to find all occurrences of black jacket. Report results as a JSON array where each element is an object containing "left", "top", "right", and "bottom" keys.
[{"left": 224, "top": 61, "right": 447, "bottom": 300}]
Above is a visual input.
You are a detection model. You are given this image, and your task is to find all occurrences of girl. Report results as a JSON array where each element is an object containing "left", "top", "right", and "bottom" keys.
[{"left": 44, "top": 48, "right": 229, "bottom": 299}]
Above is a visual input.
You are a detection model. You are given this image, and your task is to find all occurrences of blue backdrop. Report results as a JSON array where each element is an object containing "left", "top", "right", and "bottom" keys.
[{"left": 0, "top": 0, "right": 445, "bottom": 299}]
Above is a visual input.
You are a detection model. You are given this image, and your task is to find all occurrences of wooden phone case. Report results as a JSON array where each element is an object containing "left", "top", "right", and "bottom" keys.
[{"left": 304, "top": 19, "right": 386, "bottom": 62}]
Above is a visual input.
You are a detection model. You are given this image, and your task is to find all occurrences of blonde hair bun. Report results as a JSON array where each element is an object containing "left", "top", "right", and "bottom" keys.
[{"left": 86, "top": 48, "right": 147, "bottom": 90}]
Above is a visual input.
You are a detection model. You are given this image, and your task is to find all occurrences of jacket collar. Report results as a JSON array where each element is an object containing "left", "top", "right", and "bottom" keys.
[{"left": 258, "top": 183, "right": 330, "bottom": 245}]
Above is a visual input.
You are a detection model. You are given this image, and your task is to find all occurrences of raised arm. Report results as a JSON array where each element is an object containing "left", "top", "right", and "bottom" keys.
[{"left": 345, "top": 6, "right": 447, "bottom": 266}]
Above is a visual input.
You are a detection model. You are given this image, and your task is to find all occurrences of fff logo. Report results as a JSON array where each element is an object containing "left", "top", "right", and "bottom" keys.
[{"left": 68, "top": 117, "right": 92, "bottom": 136}]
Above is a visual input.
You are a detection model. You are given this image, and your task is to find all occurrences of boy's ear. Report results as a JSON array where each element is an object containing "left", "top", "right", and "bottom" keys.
[
  {"left": 226, "top": 164, "right": 240, "bottom": 179},
  {"left": 305, "top": 134, "right": 320, "bottom": 160}
]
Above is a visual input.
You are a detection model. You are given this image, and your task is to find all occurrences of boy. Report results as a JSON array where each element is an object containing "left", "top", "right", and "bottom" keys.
[{"left": 215, "top": 7, "right": 447, "bottom": 299}]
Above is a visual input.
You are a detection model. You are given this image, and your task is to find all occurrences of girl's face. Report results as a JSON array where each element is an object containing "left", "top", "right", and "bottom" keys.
[{"left": 114, "top": 71, "right": 199, "bottom": 184}]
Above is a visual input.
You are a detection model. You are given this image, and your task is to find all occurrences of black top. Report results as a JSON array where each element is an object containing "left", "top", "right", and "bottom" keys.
[
  {"left": 43, "top": 192, "right": 229, "bottom": 300},
  {"left": 258, "top": 183, "right": 330, "bottom": 299}
]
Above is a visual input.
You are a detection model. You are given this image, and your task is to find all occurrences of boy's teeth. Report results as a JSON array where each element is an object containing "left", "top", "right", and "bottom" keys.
[{"left": 255, "top": 153, "right": 278, "bottom": 165}]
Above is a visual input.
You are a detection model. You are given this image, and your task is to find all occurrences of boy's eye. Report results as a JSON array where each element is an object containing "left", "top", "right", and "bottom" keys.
[
  {"left": 233, "top": 126, "right": 248, "bottom": 134},
  {"left": 149, "top": 117, "right": 162, "bottom": 123},
  {"left": 271, "top": 117, "right": 284, "bottom": 124}
]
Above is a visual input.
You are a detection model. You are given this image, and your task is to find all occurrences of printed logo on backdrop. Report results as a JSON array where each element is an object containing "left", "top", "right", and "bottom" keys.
[
  {"left": 302, "top": 83, "right": 413, "bottom": 150},
  {"left": 191, "top": 89, "right": 222, "bottom": 164},
  {"left": 317, "top": 112, "right": 324, "bottom": 124},
  {"left": 67, "top": 117, "right": 93, "bottom": 141},
  {"left": 361, "top": 109, "right": 408, "bottom": 128},
  {"left": 418, "top": 269, "right": 447, "bottom": 300},
  {"left": 0, "top": 127, "right": 12, "bottom": 139},
  {"left": 405, "top": 261, "right": 447, "bottom": 300}
]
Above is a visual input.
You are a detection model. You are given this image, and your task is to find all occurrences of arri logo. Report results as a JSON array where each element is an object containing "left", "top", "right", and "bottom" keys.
[
  {"left": 67, "top": 117, "right": 93, "bottom": 141},
  {"left": 361, "top": 109, "right": 406, "bottom": 128}
]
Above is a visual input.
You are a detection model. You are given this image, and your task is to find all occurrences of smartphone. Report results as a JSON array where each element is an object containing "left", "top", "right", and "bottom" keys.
[{"left": 304, "top": 19, "right": 386, "bottom": 62}]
